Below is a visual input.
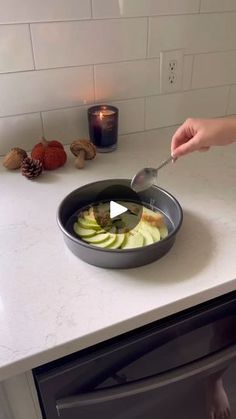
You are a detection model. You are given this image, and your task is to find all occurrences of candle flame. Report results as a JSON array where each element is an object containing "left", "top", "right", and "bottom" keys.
[{"left": 99, "top": 111, "right": 103, "bottom": 120}]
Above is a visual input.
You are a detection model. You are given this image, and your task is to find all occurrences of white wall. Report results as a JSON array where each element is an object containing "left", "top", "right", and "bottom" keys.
[{"left": 0, "top": 0, "right": 236, "bottom": 155}]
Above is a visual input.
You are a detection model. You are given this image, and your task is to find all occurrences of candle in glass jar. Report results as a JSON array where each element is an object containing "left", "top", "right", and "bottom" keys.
[{"left": 88, "top": 105, "right": 119, "bottom": 152}]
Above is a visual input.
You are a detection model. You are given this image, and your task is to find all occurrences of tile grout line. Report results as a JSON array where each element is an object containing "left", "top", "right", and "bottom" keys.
[
  {"left": 90, "top": 0, "right": 93, "bottom": 18},
  {"left": 189, "top": 55, "right": 196, "bottom": 89},
  {"left": 1, "top": 118, "right": 233, "bottom": 156},
  {"left": 28, "top": 23, "right": 36, "bottom": 70},
  {"left": 0, "top": 83, "right": 235, "bottom": 120},
  {"left": 39, "top": 112, "right": 45, "bottom": 137},
  {"left": 225, "top": 86, "right": 232, "bottom": 116},
  {"left": 143, "top": 96, "right": 147, "bottom": 131},
  {"left": 0, "top": 115, "right": 234, "bottom": 157},
  {"left": 185, "top": 48, "right": 236, "bottom": 57},
  {"left": 145, "top": 17, "right": 149, "bottom": 59},
  {"left": 0, "top": 10, "right": 236, "bottom": 26},
  {"left": 1, "top": 48, "right": 236, "bottom": 77},
  {"left": 198, "top": 0, "right": 202, "bottom": 13},
  {"left": 92, "top": 65, "right": 96, "bottom": 103},
  {"left": 0, "top": 57, "right": 159, "bottom": 76}
]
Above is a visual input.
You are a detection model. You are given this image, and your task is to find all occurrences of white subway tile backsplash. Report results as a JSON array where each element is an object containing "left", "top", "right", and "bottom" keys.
[
  {"left": 42, "top": 107, "right": 89, "bottom": 142},
  {"left": 200, "top": 0, "right": 236, "bottom": 12},
  {"left": 227, "top": 86, "right": 236, "bottom": 115},
  {"left": 31, "top": 19, "right": 147, "bottom": 69},
  {"left": 92, "top": 0, "right": 200, "bottom": 18},
  {"left": 0, "top": 113, "right": 42, "bottom": 155},
  {"left": 183, "top": 55, "right": 194, "bottom": 91},
  {"left": 145, "top": 86, "right": 229, "bottom": 130},
  {"left": 95, "top": 59, "right": 160, "bottom": 102},
  {"left": 112, "top": 98, "right": 145, "bottom": 134},
  {"left": 94, "top": 55, "right": 194, "bottom": 101},
  {"left": 0, "top": 0, "right": 91, "bottom": 23},
  {"left": 149, "top": 13, "right": 236, "bottom": 56},
  {"left": 0, "top": 25, "right": 34, "bottom": 73},
  {"left": 0, "top": 67, "right": 94, "bottom": 117},
  {"left": 192, "top": 51, "right": 236, "bottom": 89},
  {"left": 0, "top": 0, "right": 235, "bottom": 148}
]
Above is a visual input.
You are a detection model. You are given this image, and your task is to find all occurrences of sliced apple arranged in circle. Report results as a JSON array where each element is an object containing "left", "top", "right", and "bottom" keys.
[{"left": 73, "top": 201, "right": 169, "bottom": 250}]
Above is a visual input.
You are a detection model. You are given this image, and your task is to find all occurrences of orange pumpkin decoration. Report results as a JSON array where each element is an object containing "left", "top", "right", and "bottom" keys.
[{"left": 31, "top": 138, "right": 67, "bottom": 170}]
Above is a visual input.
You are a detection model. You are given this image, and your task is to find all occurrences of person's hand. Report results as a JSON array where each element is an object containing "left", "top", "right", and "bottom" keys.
[{"left": 171, "top": 118, "right": 236, "bottom": 158}]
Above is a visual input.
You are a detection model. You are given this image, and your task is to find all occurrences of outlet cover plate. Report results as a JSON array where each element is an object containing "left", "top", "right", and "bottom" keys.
[{"left": 160, "top": 49, "right": 184, "bottom": 94}]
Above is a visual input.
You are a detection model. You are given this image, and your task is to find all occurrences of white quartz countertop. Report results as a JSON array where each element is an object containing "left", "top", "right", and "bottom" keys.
[{"left": 0, "top": 127, "right": 236, "bottom": 381}]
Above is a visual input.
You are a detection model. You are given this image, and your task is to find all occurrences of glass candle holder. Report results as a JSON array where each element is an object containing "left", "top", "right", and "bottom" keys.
[{"left": 88, "top": 105, "right": 119, "bottom": 152}]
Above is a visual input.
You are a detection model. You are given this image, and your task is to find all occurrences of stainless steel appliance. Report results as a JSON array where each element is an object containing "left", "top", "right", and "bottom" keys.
[{"left": 34, "top": 291, "right": 236, "bottom": 419}]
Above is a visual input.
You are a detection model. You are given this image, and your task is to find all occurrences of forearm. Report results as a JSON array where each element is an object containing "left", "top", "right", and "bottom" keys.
[{"left": 221, "top": 117, "right": 236, "bottom": 142}]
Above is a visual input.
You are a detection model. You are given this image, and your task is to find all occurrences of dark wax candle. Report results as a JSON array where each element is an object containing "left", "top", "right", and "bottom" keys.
[{"left": 88, "top": 105, "right": 119, "bottom": 152}]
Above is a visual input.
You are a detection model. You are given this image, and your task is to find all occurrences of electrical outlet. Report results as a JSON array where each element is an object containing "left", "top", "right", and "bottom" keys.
[
  {"left": 169, "top": 59, "right": 177, "bottom": 72},
  {"left": 160, "top": 50, "right": 184, "bottom": 93},
  {"left": 168, "top": 73, "right": 176, "bottom": 85}
]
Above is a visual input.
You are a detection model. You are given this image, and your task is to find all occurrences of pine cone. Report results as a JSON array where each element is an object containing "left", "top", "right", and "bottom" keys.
[{"left": 21, "top": 157, "right": 43, "bottom": 180}]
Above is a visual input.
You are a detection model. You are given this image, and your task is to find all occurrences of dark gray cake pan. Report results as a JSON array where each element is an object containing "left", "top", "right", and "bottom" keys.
[{"left": 57, "top": 179, "right": 183, "bottom": 269}]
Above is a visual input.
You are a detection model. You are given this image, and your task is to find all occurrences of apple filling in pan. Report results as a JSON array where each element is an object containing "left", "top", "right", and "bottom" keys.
[{"left": 73, "top": 201, "right": 168, "bottom": 250}]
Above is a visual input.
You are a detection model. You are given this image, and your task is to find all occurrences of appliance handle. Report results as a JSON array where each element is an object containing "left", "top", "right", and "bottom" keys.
[{"left": 56, "top": 343, "right": 236, "bottom": 413}]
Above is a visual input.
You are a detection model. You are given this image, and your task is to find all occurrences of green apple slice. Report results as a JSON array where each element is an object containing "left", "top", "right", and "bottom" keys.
[
  {"left": 140, "top": 221, "right": 161, "bottom": 242},
  {"left": 139, "top": 229, "right": 154, "bottom": 246},
  {"left": 159, "top": 225, "right": 168, "bottom": 239},
  {"left": 81, "top": 207, "right": 98, "bottom": 223},
  {"left": 91, "top": 234, "right": 117, "bottom": 248},
  {"left": 81, "top": 207, "right": 98, "bottom": 222},
  {"left": 83, "top": 232, "right": 110, "bottom": 244},
  {"left": 75, "top": 202, "right": 168, "bottom": 250},
  {"left": 122, "top": 231, "right": 144, "bottom": 249},
  {"left": 78, "top": 217, "right": 101, "bottom": 231},
  {"left": 73, "top": 223, "right": 96, "bottom": 238},
  {"left": 107, "top": 233, "right": 126, "bottom": 249}
]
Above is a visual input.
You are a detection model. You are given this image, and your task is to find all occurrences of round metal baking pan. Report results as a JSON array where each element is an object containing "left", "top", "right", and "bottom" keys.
[{"left": 57, "top": 179, "right": 183, "bottom": 269}]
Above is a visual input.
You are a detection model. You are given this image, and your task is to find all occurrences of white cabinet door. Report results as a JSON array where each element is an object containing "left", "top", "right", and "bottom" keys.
[
  {"left": 0, "top": 382, "right": 12, "bottom": 419},
  {"left": 2, "top": 372, "right": 42, "bottom": 419}
]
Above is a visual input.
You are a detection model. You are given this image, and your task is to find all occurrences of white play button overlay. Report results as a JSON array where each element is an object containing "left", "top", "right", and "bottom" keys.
[
  {"left": 110, "top": 201, "right": 127, "bottom": 219},
  {"left": 93, "top": 184, "right": 143, "bottom": 233}
]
